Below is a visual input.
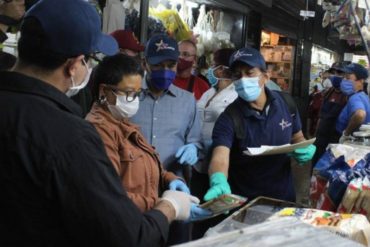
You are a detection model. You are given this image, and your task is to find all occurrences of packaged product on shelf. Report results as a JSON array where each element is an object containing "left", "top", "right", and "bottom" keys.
[
  {"left": 337, "top": 178, "right": 362, "bottom": 213},
  {"left": 356, "top": 177, "right": 370, "bottom": 219},
  {"left": 272, "top": 207, "right": 370, "bottom": 247}
]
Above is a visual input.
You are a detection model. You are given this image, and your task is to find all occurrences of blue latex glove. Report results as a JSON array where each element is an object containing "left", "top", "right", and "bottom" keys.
[
  {"left": 188, "top": 203, "right": 213, "bottom": 222},
  {"left": 290, "top": 144, "right": 316, "bottom": 165},
  {"left": 169, "top": 179, "right": 190, "bottom": 194},
  {"left": 203, "top": 172, "right": 231, "bottom": 201},
  {"left": 175, "top": 144, "right": 198, "bottom": 166}
]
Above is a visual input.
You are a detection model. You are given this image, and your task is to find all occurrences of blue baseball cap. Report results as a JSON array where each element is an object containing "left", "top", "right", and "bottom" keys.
[
  {"left": 26, "top": 0, "right": 118, "bottom": 56},
  {"left": 229, "top": 47, "right": 266, "bottom": 71},
  {"left": 344, "top": 63, "right": 369, "bottom": 80},
  {"left": 145, "top": 34, "right": 179, "bottom": 65}
]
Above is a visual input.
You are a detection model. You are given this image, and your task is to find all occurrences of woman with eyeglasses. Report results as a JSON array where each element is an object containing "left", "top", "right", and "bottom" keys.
[{"left": 86, "top": 54, "right": 185, "bottom": 212}]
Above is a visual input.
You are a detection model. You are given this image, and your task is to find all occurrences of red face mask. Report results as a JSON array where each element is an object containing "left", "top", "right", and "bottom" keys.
[{"left": 177, "top": 58, "right": 194, "bottom": 72}]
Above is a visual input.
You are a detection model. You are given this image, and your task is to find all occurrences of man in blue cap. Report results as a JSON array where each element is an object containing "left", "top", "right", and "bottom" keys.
[
  {"left": 0, "top": 0, "right": 200, "bottom": 246},
  {"left": 336, "top": 63, "right": 370, "bottom": 143},
  {"left": 130, "top": 34, "right": 204, "bottom": 244},
  {"left": 204, "top": 47, "right": 316, "bottom": 204}
]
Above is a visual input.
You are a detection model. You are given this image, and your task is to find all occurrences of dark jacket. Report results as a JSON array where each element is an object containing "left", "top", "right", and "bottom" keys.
[{"left": 0, "top": 71, "right": 168, "bottom": 247}]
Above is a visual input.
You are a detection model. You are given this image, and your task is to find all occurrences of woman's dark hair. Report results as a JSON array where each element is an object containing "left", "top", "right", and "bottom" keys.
[
  {"left": 18, "top": 17, "right": 69, "bottom": 70},
  {"left": 92, "top": 53, "right": 144, "bottom": 100}
]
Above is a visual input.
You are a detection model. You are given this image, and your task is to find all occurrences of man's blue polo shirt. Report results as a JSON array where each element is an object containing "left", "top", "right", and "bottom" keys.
[
  {"left": 212, "top": 88, "right": 302, "bottom": 201},
  {"left": 336, "top": 91, "right": 370, "bottom": 133}
]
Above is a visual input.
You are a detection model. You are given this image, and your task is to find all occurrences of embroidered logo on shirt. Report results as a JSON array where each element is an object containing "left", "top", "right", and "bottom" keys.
[
  {"left": 156, "top": 39, "right": 175, "bottom": 52},
  {"left": 279, "top": 118, "right": 292, "bottom": 130}
]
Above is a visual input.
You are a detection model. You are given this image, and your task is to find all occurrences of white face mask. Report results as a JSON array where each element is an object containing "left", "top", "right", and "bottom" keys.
[
  {"left": 66, "top": 60, "right": 91, "bottom": 98},
  {"left": 108, "top": 94, "right": 140, "bottom": 119}
]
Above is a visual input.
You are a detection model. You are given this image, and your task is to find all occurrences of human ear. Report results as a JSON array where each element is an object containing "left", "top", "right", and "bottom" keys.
[{"left": 64, "top": 55, "right": 84, "bottom": 78}]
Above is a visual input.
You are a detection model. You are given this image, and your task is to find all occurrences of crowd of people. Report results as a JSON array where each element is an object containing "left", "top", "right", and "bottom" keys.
[{"left": 1, "top": 0, "right": 370, "bottom": 246}]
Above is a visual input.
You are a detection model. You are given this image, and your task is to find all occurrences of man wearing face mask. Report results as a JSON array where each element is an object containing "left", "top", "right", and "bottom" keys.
[
  {"left": 173, "top": 39, "right": 209, "bottom": 100},
  {"left": 0, "top": 0, "right": 200, "bottom": 246},
  {"left": 312, "top": 63, "right": 347, "bottom": 165},
  {"left": 204, "top": 47, "right": 316, "bottom": 205},
  {"left": 336, "top": 63, "right": 370, "bottom": 144},
  {"left": 130, "top": 34, "right": 203, "bottom": 245}
]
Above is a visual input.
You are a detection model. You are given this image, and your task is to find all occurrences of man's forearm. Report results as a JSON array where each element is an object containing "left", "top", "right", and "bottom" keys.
[
  {"left": 208, "top": 146, "right": 230, "bottom": 177},
  {"left": 344, "top": 110, "right": 366, "bottom": 135}
]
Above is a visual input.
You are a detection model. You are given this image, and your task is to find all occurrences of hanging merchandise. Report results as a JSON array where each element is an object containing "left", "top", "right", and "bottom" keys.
[
  {"left": 193, "top": 5, "right": 235, "bottom": 66},
  {"left": 102, "top": 0, "right": 126, "bottom": 34},
  {"left": 149, "top": 4, "right": 192, "bottom": 41},
  {"left": 320, "top": 0, "right": 370, "bottom": 60}
]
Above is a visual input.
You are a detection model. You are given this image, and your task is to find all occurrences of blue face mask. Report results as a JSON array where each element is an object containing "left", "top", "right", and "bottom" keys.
[
  {"left": 330, "top": 76, "right": 342, "bottom": 88},
  {"left": 340, "top": 79, "right": 355, "bottom": 95},
  {"left": 150, "top": 69, "right": 176, "bottom": 90},
  {"left": 234, "top": 76, "right": 262, "bottom": 102},
  {"left": 207, "top": 67, "right": 219, "bottom": 86}
]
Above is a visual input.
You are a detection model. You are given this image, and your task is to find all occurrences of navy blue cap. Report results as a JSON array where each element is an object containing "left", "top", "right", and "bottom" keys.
[
  {"left": 229, "top": 47, "right": 266, "bottom": 71},
  {"left": 145, "top": 34, "right": 179, "bottom": 65},
  {"left": 26, "top": 0, "right": 118, "bottom": 56},
  {"left": 330, "top": 62, "right": 346, "bottom": 73},
  {"left": 344, "top": 63, "right": 369, "bottom": 80}
]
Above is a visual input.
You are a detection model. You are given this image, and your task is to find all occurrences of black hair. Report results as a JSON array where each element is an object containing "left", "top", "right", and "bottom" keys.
[
  {"left": 92, "top": 53, "right": 144, "bottom": 100},
  {"left": 0, "top": 51, "right": 16, "bottom": 71},
  {"left": 231, "top": 61, "right": 266, "bottom": 73},
  {"left": 17, "top": 17, "right": 69, "bottom": 71}
]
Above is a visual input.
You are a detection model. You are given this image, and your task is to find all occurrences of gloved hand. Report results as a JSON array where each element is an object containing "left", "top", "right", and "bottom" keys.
[
  {"left": 339, "top": 132, "right": 354, "bottom": 144},
  {"left": 175, "top": 144, "right": 198, "bottom": 166},
  {"left": 203, "top": 172, "right": 231, "bottom": 201},
  {"left": 160, "top": 190, "right": 200, "bottom": 221},
  {"left": 169, "top": 179, "right": 190, "bottom": 194},
  {"left": 291, "top": 144, "right": 316, "bottom": 164},
  {"left": 188, "top": 203, "right": 212, "bottom": 222}
]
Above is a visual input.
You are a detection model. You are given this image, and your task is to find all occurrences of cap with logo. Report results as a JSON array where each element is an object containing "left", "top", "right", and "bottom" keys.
[
  {"left": 229, "top": 47, "right": 266, "bottom": 71},
  {"left": 145, "top": 34, "right": 179, "bottom": 65},
  {"left": 344, "top": 63, "right": 369, "bottom": 80},
  {"left": 110, "top": 30, "right": 145, "bottom": 52},
  {"left": 26, "top": 0, "right": 118, "bottom": 57}
]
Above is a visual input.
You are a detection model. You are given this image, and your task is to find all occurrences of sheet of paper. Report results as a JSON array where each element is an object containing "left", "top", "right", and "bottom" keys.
[{"left": 243, "top": 138, "right": 316, "bottom": 156}]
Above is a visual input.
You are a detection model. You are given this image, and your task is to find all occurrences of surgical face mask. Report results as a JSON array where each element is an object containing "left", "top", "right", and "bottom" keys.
[
  {"left": 149, "top": 69, "right": 176, "bottom": 90},
  {"left": 108, "top": 94, "right": 140, "bottom": 119},
  {"left": 234, "top": 76, "right": 262, "bottom": 102},
  {"left": 207, "top": 67, "right": 219, "bottom": 86},
  {"left": 330, "top": 75, "right": 342, "bottom": 88},
  {"left": 66, "top": 60, "right": 91, "bottom": 97},
  {"left": 340, "top": 79, "right": 355, "bottom": 96},
  {"left": 177, "top": 58, "right": 193, "bottom": 72}
]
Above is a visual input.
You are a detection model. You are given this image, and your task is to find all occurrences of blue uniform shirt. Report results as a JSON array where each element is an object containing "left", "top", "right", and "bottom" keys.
[
  {"left": 130, "top": 81, "right": 201, "bottom": 176},
  {"left": 212, "top": 88, "right": 302, "bottom": 201},
  {"left": 336, "top": 91, "right": 370, "bottom": 133}
]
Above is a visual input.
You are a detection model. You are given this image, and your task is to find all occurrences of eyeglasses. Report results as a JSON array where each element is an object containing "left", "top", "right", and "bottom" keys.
[
  {"left": 106, "top": 86, "right": 146, "bottom": 102},
  {"left": 84, "top": 53, "right": 102, "bottom": 64},
  {"left": 179, "top": 51, "right": 196, "bottom": 58}
]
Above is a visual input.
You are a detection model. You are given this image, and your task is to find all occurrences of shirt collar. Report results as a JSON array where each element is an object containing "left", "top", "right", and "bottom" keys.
[
  {"left": 238, "top": 87, "right": 276, "bottom": 117},
  {"left": 0, "top": 71, "right": 82, "bottom": 117}
]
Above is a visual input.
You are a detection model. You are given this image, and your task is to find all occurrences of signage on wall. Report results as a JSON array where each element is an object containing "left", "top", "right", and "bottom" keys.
[{"left": 300, "top": 10, "right": 316, "bottom": 18}]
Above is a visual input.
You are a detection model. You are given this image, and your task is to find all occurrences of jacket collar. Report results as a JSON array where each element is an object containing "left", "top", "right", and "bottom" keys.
[{"left": 0, "top": 71, "right": 82, "bottom": 117}]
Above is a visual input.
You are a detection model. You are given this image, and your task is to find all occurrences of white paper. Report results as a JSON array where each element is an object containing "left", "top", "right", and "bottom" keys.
[
  {"left": 243, "top": 138, "right": 316, "bottom": 156},
  {"left": 358, "top": 0, "right": 370, "bottom": 9}
]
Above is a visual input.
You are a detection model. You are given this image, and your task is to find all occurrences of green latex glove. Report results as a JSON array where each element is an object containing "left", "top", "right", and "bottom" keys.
[
  {"left": 203, "top": 172, "right": 231, "bottom": 201},
  {"left": 291, "top": 144, "right": 316, "bottom": 165}
]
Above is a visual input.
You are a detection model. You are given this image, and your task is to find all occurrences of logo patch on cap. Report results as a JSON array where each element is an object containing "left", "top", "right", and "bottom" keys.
[
  {"left": 156, "top": 40, "right": 175, "bottom": 52},
  {"left": 233, "top": 50, "right": 252, "bottom": 60}
]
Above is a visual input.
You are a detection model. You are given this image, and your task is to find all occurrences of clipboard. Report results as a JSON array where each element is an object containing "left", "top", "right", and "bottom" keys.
[{"left": 243, "top": 138, "right": 316, "bottom": 156}]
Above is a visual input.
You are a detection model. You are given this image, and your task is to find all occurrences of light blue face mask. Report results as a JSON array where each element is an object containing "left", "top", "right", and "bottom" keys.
[
  {"left": 207, "top": 67, "right": 219, "bottom": 86},
  {"left": 234, "top": 76, "right": 262, "bottom": 102},
  {"left": 340, "top": 79, "right": 355, "bottom": 96}
]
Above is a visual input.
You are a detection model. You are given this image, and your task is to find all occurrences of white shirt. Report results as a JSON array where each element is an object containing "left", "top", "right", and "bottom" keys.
[
  {"left": 322, "top": 78, "right": 332, "bottom": 89},
  {"left": 195, "top": 83, "right": 238, "bottom": 173}
]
